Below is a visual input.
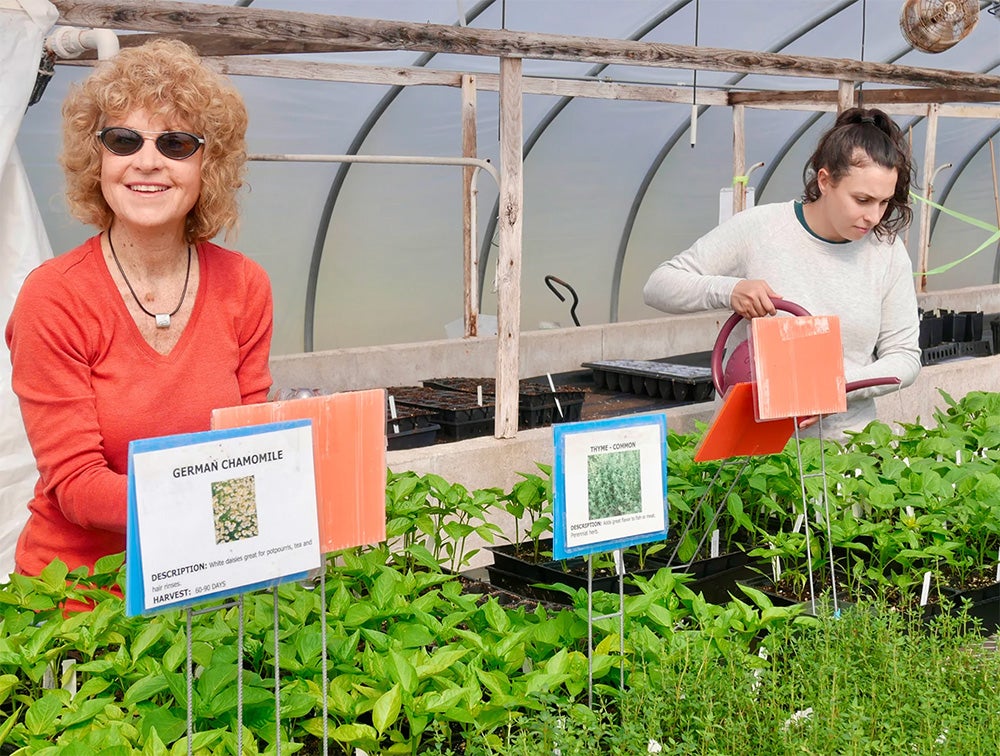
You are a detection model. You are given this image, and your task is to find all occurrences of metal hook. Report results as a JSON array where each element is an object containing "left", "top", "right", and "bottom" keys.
[{"left": 544, "top": 275, "right": 580, "bottom": 327}]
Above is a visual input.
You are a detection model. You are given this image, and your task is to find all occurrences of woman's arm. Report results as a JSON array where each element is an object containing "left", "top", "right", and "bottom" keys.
[
  {"left": 5, "top": 266, "right": 127, "bottom": 533},
  {"left": 845, "top": 239, "right": 921, "bottom": 395},
  {"left": 236, "top": 257, "right": 274, "bottom": 404},
  {"left": 642, "top": 211, "right": 754, "bottom": 314}
]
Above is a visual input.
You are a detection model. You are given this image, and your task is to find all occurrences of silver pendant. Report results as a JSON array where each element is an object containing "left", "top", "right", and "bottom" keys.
[{"left": 155, "top": 313, "right": 171, "bottom": 328}]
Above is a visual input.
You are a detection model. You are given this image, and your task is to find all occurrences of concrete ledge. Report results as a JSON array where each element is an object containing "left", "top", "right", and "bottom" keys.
[
  {"left": 271, "top": 283, "right": 1000, "bottom": 493},
  {"left": 384, "top": 354, "right": 1000, "bottom": 495}
]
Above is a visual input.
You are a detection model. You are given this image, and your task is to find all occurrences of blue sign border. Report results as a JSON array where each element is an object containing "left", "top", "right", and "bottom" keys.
[
  {"left": 552, "top": 413, "right": 668, "bottom": 560},
  {"left": 126, "top": 419, "right": 315, "bottom": 616}
]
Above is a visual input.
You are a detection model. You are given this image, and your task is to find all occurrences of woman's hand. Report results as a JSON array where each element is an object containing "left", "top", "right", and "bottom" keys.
[
  {"left": 730, "top": 279, "right": 781, "bottom": 319},
  {"left": 797, "top": 415, "right": 820, "bottom": 430}
]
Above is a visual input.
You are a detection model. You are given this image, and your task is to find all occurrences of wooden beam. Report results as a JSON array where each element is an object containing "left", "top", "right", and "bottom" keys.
[
  {"left": 61, "top": 55, "right": 731, "bottom": 105},
  {"left": 53, "top": 0, "right": 1000, "bottom": 92},
  {"left": 495, "top": 57, "right": 523, "bottom": 440},
  {"left": 205, "top": 57, "right": 731, "bottom": 104},
  {"left": 85, "top": 30, "right": 372, "bottom": 56},
  {"left": 732, "top": 99, "right": 1000, "bottom": 119},
  {"left": 461, "top": 74, "right": 478, "bottom": 340},
  {"left": 837, "top": 80, "right": 855, "bottom": 113},
  {"left": 917, "top": 104, "right": 940, "bottom": 293},
  {"left": 732, "top": 104, "right": 746, "bottom": 216},
  {"left": 730, "top": 88, "right": 1000, "bottom": 107}
]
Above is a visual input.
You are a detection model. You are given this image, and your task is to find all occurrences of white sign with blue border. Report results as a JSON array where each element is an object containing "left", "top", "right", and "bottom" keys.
[
  {"left": 552, "top": 414, "right": 668, "bottom": 559},
  {"left": 126, "top": 419, "right": 320, "bottom": 616}
]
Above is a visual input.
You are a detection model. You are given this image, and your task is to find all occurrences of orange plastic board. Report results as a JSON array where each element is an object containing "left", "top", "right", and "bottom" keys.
[
  {"left": 694, "top": 382, "right": 795, "bottom": 462},
  {"left": 749, "top": 315, "right": 846, "bottom": 421},
  {"left": 211, "top": 390, "right": 387, "bottom": 553}
]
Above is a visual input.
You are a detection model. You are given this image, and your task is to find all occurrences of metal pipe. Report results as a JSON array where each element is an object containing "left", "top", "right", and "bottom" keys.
[{"left": 249, "top": 152, "right": 499, "bottom": 186}]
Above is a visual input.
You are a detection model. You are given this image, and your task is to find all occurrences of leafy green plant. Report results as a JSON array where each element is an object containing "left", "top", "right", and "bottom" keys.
[
  {"left": 499, "top": 464, "right": 553, "bottom": 561},
  {"left": 384, "top": 470, "right": 504, "bottom": 573}
]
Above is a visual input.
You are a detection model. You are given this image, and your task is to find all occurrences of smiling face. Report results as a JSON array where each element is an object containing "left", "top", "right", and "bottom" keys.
[
  {"left": 808, "top": 151, "right": 898, "bottom": 243},
  {"left": 99, "top": 109, "right": 203, "bottom": 241}
]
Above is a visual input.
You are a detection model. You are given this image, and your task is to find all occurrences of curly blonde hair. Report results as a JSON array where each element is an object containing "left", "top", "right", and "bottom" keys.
[{"left": 61, "top": 38, "right": 248, "bottom": 243}]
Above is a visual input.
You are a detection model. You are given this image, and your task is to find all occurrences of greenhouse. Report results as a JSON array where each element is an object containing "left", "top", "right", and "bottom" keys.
[{"left": 2, "top": 0, "right": 1000, "bottom": 753}]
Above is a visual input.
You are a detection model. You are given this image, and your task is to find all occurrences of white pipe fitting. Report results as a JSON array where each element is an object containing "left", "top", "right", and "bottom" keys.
[{"left": 45, "top": 26, "right": 120, "bottom": 61}]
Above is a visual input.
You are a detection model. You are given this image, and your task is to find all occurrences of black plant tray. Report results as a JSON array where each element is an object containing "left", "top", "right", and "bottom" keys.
[
  {"left": 652, "top": 549, "right": 753, "bottom": 581},
  {"left": 422, "top": 377, "right": 585, "bottom": 428},
  {"left": 920, "top": 339, "right": 992, "bottom": 367},
  {"left": 945, "top": 580, "right": 1000, "bottom": 635},
  {"left": 386, "top": 405, "right": 437, "bottom": 433},
  {"left": 387, "top": 386, "right": 496, "bottom": 441},
  {"left": 583, "top": 360, "right": 714, "bottom": 402},
  {"left": 387, "top": 386, "right": 495, "bottom": 422},
  {"left": 386, "top": 406, "right": 441, "bottom": 450},
  {"left": 486, "top": 538, "right": 665, "bottom": 602}
]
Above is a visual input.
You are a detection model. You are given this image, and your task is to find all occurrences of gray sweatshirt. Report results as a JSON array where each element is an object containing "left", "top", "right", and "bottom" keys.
[{"left": 643, "top": 200, "right": 921, "bottom": 439}]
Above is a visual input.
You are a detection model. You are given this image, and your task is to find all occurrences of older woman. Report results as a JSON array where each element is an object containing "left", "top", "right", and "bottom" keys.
[{"left": 5, "top": 39, "right": 273, "bottom": 580}]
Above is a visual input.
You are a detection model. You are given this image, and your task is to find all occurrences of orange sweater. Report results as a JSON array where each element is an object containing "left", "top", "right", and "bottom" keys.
[{"left": 6, "top": 235, "right": 273, "bottom": 578}]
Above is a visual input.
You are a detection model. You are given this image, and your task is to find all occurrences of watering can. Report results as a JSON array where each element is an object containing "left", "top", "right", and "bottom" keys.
[{"left": 710, "top": 298, "right": 900, "bottom": 399}]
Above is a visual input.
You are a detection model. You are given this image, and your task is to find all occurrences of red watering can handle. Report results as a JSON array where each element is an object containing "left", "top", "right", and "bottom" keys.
[
  {"left": 710, "top": 298, "right": 903, "bottom": 397},
  {"left": 711, "top": 298, "right": 811, "bottom": 396},
  {"left": 845, "top": 376, "right": 901, "bottom": 392}
]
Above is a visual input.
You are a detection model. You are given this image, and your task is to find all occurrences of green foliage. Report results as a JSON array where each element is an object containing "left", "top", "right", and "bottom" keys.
[
  {"left": 4, "top": 388, "right": 1000, "bottom": 753},
  {"left": 458, "top": 599, "right": 1000, "bottom": 755}
]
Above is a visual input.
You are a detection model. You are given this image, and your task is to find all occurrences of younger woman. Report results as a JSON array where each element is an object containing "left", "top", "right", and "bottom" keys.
[{"left": 643, "top": 107, "right": 921, "bottom": 439}]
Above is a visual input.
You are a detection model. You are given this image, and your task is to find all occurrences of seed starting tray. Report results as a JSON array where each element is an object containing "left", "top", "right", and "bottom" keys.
[
  {"left": 386, "top": 386, "right": 495, "bottom": 440},
  {"left": 385, "top": 405, "right": 441, "bottom": 450},
  {"left": 920, "top": 339, "right": 992, "bottom": 367},
  {"left": 422, "top": 377, "right": 586, "bottom": 427},
  {"left": 583, "top": 360, "right": 715, "bottom": 402}
]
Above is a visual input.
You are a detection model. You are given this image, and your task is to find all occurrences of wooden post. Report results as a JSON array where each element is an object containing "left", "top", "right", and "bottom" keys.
[
  {"left": 496, "top": 57, "right": 523, "bottom": 439},
  {"left": 732, "top": 104, "right": 746, "bottom": 215},
  {"left": 837, "top": 80, "right": 855, "bottom": 112},
  {"left": 461, "top": 74, "right": 478, "bottom": 338},
  {"left": 917, "top": 103, "right": 939, "bottom": 292}
]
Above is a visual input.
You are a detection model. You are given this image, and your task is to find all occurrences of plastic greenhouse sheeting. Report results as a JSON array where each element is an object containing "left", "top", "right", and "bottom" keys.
[
  {"left": 13, "top": 1, "right": 1000, "bottom": 357},
  {"left": 2, "top": 3, "right": 1000, "bottom": 575},
  {"left": 1, "top": 0, "right": 57, "bottom": 578}
]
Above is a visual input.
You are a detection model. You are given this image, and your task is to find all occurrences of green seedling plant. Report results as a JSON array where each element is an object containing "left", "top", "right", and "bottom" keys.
[
  {"left": 499, "top": 463, "right": 553, "bottom": 562},
  {"left": 384, "top": 470, "right": 504, "bottom": 573},
  {"left": 6, "top": 390, "right": 1000, "bottom": 753}
]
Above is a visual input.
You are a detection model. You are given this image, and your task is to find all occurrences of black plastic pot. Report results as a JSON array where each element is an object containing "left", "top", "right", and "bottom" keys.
[
  {"left": 486, "top": 538, "right": 665, "bottom": 603},
  {"left": 918, "top": 314, "right": 943, "bottom": 349},
  {"left": 946, "top": 580, "right": 1000, "bottom": 634}
]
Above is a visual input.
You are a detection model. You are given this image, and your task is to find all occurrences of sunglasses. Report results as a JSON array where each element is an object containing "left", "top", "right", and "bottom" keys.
[{"left": 96, "top": 127, "right": 205, "bottom": 160}]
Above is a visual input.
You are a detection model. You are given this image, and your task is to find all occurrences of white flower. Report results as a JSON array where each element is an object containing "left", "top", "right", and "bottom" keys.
[
  {"left": 781, "top": 707, "right": 813, "bottom": 731},
  {"left": 936, "top": 728, "right": 948, "bottom": 745},
  {"left": 647, "top": 739, "right": 663, "bottom": 753}
]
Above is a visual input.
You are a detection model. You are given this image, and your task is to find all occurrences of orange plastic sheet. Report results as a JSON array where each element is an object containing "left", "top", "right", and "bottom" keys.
[
  {"left": 749, "top": 315, "right": 846, "bottom": 421},
  {"left": 694, "top": 382, "right": 795, "bottom": 462},
  {"left": 211, "top": 389, "right": 387, "bottom": 553}
]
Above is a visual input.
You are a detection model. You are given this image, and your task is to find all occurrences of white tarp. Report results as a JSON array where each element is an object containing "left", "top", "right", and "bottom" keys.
[{"left": 0, "top": 0, "right": 56, "bottom": 578}]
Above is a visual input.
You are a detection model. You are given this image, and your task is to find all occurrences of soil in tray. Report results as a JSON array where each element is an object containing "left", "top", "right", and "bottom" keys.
[
  {"left": 424, "top": 376, "right": 588, "bottom": 400},
  {"left": 422, "top": 377, "right": 586, "bottom": 428},
  {"left": 387, "top": 386, "right": 495, "bottom": 419},
  {"left": 386, "top": 385, "right": 495, "bottom": 441}
]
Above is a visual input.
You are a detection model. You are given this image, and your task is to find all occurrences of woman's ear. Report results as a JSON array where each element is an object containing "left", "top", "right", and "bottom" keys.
[{"left": 816, "top": 166, "right": 832, "bottom": 196}]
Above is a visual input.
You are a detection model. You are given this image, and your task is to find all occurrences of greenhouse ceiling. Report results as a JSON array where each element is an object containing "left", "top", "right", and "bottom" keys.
[{"left": 15, "top": 0, "right": 1000, "bottom": 356}]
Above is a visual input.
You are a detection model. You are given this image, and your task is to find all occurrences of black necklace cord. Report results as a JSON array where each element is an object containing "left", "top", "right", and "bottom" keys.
[{"left": 108, "top": 228, "right": 191, "bottom": 329}]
